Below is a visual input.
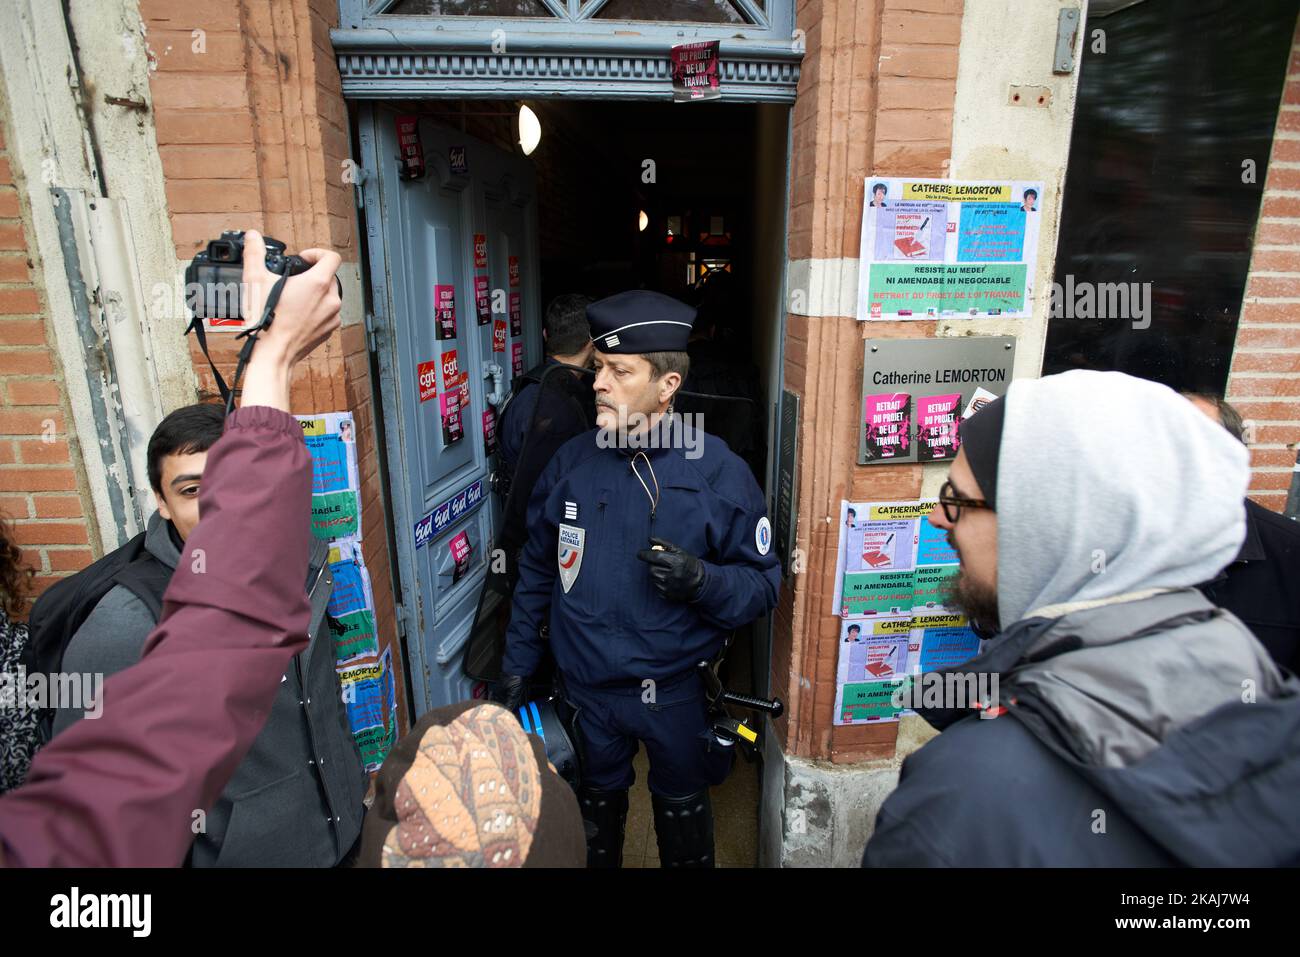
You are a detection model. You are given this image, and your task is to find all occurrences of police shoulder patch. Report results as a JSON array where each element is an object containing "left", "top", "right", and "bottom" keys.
[
  {"left": 557, "top": 523, "right": 585, "bottom": 593},
  {"left": 755, "top": 516, "right": 772, "bottom": 556}
]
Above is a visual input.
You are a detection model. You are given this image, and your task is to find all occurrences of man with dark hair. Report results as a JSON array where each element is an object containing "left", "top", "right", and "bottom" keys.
[
  {"left": 495, "top": 289, "right": 781, "bottom": 868},
  {"left": 52, "top": 402, "right": 367, "bottom": 867},
  {"left": 1186, "top": 393, "right": 1300, "bottom": 673},
  {"left": 495, "top": 293, "right": 597, "bottom": 555}
]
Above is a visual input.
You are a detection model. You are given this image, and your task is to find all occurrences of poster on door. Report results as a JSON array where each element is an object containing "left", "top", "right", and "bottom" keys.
[
  {"left": 492, "top": 318, "right": 507, "bottom": 353},
  {"left": 440, "top": 350, "right": 466, "bottom": 445},
  {"left": 417, "top": 359, "right": 438, "bottom": 404},
  {"left": 434, "top": 283, "right": 457, "bottom": 339},
  {"left": 449, "top": 530, "right": 472, "bottom": 584},
  {"left": 509, "top": 292, "right": 522, "bottom": 337},
  {"left": 483, "top": 407, "right": 497, "bottom": 456},
  {"left": 857, "top": 177, "right": 1043, "bottom": 320},
  {"left": 508, "top": 256, "right": 520, "bottom": 287},
  {"left": 511, "top": 342, "right": 524, "bottom": 377},
  {"left": 475, "top": 275, "right": 491, "bottom": 326}
]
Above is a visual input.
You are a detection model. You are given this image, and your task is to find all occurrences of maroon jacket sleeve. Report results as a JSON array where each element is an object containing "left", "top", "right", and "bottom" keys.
[{"left": 0, "top": 406, "right": 313, "bottom": 868}]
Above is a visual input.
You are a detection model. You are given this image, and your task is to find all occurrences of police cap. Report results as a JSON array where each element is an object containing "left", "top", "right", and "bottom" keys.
[{"left": 586, "top": 290, "right": 696, "bottom": 354}]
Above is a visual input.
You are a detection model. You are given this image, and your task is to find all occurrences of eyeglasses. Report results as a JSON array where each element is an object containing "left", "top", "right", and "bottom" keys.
[{"left": 937, "top": 479, "right": 992, "bottom": 524}]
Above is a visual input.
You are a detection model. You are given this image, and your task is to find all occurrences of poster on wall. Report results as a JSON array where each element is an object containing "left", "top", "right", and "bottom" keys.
[
  {"left": 831, "top": 499, "right": 983, "bottom": 726},
  {"left": 671, "top": 40, "right": 720, "bottom": 102},
  {"left": 299, "top": 413, "right": 361, "bottom": 543},
  {"left": 856, "top": 177, "right": 1044, "bottom": 321},
  {"left": 440, "top": 349, "right": 466, "bottom": 446},
  {"left": 434, "top": 283, "right": 457, "bottom": 339}
]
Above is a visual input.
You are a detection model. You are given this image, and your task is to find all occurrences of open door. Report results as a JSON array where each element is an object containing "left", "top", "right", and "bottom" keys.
[{"left": 357, "top": 106, "right": 541, "bottom": 714}]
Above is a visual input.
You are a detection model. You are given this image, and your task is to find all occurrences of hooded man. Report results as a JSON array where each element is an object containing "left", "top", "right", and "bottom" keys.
[{"left": 862, "top": 370, "right": 1300, "bottom": 867}]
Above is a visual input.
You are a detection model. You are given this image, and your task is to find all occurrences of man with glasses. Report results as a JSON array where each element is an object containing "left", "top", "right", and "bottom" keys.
[{"left": 862, "top": 370, "right": 1300, "bottom": 867}]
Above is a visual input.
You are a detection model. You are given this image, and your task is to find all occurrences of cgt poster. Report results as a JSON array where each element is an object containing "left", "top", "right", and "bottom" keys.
[
  {"left": 831, "top": 499, "right": 982, "bottom": 726},
  {"left": 298, "top": 411, "right": 398, "bottom": 771},
  {"left": 856, "top": 177, "right": 1044, "bottom": 321}
]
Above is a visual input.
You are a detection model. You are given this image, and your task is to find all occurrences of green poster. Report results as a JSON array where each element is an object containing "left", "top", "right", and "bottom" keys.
[
  {"left": 912, "top": 564, "right": 959, "bottom": 610},
  {"left": 311, "top": 490, "right": 359, "bottom": 540},
  {"left": 332, "top": 609, "right": 378, "bottom": 663},
  {"left": 867, "top": 262, "right": 1028, "bottom": 314},
  {"left": 840, "top": 678, "right": 909, "bottom": 723},
  {"left": 841, "top": 569, "right": 915, "bottom": 616}
]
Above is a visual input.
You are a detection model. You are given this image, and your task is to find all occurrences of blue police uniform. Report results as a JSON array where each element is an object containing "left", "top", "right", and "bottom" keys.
[{"left": 499, "top": 290, "right": 781, "bottom": 868}]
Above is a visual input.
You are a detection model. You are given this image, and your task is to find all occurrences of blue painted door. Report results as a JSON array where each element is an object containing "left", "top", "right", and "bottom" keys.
[{"left": 359, "top": 106, "right": 541, "bottom": 714}]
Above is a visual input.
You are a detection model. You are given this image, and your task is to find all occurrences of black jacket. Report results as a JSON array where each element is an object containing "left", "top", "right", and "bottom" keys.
[
  {"left": 862, "top": 589, "right": 1300, "bottom": 867},
  {"left": 1199, "top": 499, "right": 1300, "bottom": 675}
]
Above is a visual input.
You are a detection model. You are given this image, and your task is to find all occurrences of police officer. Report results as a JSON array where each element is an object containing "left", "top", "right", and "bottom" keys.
[{"left": 495, "top": 290, "right": 781, "bottom": 868}]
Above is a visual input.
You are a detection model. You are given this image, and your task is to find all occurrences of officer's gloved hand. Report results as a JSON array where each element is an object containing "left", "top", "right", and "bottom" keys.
[
  {"left": 636, "top": 537, "right": 706, "bottom": 603},
  {"left": 491, "top": 674, "right": 528, "bottom": 715}
]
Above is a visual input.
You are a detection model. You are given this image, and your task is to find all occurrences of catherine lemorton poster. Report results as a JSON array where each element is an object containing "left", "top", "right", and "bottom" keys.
[
  {"left": 832, "top": 499, "right": 983, "bottom": 726},
  {"left": 856, "top": 177, "right": 1044, "bottom": 321}
]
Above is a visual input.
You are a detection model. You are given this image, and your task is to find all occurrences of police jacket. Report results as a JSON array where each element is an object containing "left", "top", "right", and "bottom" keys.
[{"left": 501, "top": 415, "right": 781, "bottom": 688}]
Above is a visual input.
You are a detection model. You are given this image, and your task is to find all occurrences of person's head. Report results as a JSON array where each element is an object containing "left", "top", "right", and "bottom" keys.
[
  {"left": 944, "top": 371, "right": 1249, "bottom": 633},
  {"left": 1022, "top": 188, "right": 1038, "bottom": 209},
  {"left": 1184, "top": 393, "right": 1246, "bottom": 444},
  {"left": 871, "top": 183, "right": 887, "bottom": 204},
  {"left": 586, "top": 290, "right": 695, "bottom": 433},
  {"left": 847, "top": 623, "right": 861, "bottom": 641},
  {"left": 0, "top": 511, "right": 34, "bottom": 619},
  {"left": 846, "top": 507, "right": 857, "bottom": 525},
  {"left": 928, "top": 443, "right": 1001, "bottom": 633},
  {"left": 147, "top": 403, "right": 225, "bottom": 542},
  {"left": 543, "top": 294, "right": 595, "bottom": 367}
]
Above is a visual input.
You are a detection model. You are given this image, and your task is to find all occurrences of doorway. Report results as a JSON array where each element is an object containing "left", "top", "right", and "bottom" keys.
[{"left": 356, "top": 97, "right": 791, "bottom": 865}]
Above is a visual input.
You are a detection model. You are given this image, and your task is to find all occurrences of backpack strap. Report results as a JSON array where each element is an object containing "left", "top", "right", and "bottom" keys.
[{"left": 111, "top": 553, "right": 173, "bottom": 624}]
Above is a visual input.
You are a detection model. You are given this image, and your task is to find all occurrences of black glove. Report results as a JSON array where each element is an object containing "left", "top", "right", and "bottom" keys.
[
  {"left": 491, "top": 673, "right": 528, "bottom": 715},
  {"left": 636, "top": 537, "right": 706, "bottom": 603}
]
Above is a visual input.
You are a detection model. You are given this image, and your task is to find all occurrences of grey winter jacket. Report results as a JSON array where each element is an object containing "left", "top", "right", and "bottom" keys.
[
  {"left": 55, "top": 511, "right": 367, "bottom": 867},
  {"left": 862, "top": 588, "right": 1300, "bottom": 867}
]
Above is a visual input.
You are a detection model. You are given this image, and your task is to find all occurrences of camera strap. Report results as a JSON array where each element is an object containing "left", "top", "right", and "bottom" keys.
[{"left": 184, "top": 274, "right": 290, "bottom": 416}]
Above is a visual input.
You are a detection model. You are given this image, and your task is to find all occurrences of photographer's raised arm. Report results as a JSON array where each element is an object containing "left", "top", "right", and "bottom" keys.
[{"left": 0, "top": 234, "right": 342, "bottom": 867}]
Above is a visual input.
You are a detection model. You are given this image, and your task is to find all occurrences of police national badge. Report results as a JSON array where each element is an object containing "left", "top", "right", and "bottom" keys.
[{"left": 558, "top": 524, "right": 585, "bottom": 593}]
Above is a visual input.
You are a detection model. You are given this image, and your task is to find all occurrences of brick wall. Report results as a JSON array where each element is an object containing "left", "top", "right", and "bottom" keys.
[
  {"left": 141, "top": 0, "right": 403, "bottom": 724},
  {"left": 0, "top": 100, "right": 96, "bottom": 608},
  {"left": 777, "top": 0, "right": 963, "bottom": 761},
  {"left": 1229, "top": 20, "right": 1300, "bottom": 513}
]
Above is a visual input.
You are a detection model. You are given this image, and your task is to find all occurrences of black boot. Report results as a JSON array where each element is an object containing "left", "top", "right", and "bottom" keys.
[
  {"left": 651, "top": 790, "right": 715, "bottom": 868},
  {"left": 578, "top": 787, "right": 628, "bottom": 868}
]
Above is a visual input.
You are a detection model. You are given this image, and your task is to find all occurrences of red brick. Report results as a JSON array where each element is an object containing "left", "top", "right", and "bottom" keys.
[
  {"left": 1249, "top": 250, "right": 1300, "bottom": 273},
  {"left": 159, "top": 145, "right": 258, "bottom": 180},
  {"left": 0, "top": 409, "right": 62, "bottom": 436},
  {"left": 0, "top": 494, "right": 28, "bottom": 519},
  {"left": 0, "top": 189, "right": 19, "bottom": 218},
  {"left": 1247, "top": 424, "right": 1300, "bottom": 445},
  {"left": 877, "top": 44, "right": 960, "bottom": 80},
  {"left": 1247, "top": 275, "right": 1300, "bottom": 299},
  {"left": 0, "top": 441, "right": 14, "bottom": 464},
  {"left": 0, "top": 253, "right": 29, "bottom": 283},
  {"left": 1260, "top": 195, "right": 1300, "bottom": 219},
  {"left": 881, "top": 12, "right": 963, "bottom": 46},
  {"left": 0, "top": 350, "right": 53, "bottom": 375},
  {"left": 0, "top": 222, "right": 25, "bottom": 250},
  {"left": 0, "top": 319, "right": 45, "bottom": 345},
  {"left": 1272, "top": 139, "right": 1300, "bottom": 163},
  {"left": 1227, "top": 376, "right": 1300, "bottom": 397},
  {"left": 1247, "top": 470, "right": 1296, "bottom": 491},
  {"left": 1278, "top": 109, "right": 1300, "bottom": 134},
  {"left": 1228, "top": 398, "right": 1300, "bottom": 420},
  {"left": 1247, "top": 491, "right": 1289, "bottom": 511},
  {"left": 1231, "top": 351, "right": 1300, "bottom": 373},
  {"left": 1249, "top": 448, "right": 1299, "bottom": 469},
  {"left": 16, "top": 438, "right": 69, "bottom": 465},
  {"left": 166, "top": 179, "right": 262, "bottom": 214},
  {"left": 144, "top": 29, "right": 246, "bottom": 73},
  {"left": 5, "top": 379, "right": 61, "bottom": 405},
  {"left": 47, "top": 548, "right": 93, "bottom": 572},
  {"left": 139, "top": 0, "right": 242, "bottom": 31},
  {"left": 32, "top": 494, "right": 84, "bottom": 518},
  {"left": 150, "top": 73, "right": 251, "bottom": 112},
  {"left": 0, "top": 157, "right": 11, "bottom": 187},
  {"left": 153, "top": 109, "right": 255, "bottom": 146},
  {"left": 9, "top": 521, "right": 87, "bottom": 546},
  {"left": 0, "top": 288, "right": 39, "bottom": 314},
  {"left": 1255, "top": 220, "right": 1300, "bottom": 245},
  {"left": 0, "top": 465, "right": 75, "bottom": 495},
  {"left": 1241, "top": 302, "right": 1300, "bottom": 323},
  {"left": 1234, "top": 326, "right": 1300, "bottom": 349}
]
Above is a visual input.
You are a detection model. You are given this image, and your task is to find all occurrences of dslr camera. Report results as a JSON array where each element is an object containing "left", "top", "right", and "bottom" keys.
[{"left": 184, "top": 230, "right": 312, "bottom": 321}]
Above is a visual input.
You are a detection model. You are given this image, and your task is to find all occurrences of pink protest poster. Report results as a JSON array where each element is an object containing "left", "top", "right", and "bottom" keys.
[
  {"left": 440, "top": 388, "right": 463, "bottom": 445},
  {"left": 671, "top": 40, "right": 720, "bottom": 102},
  {"left": 511, "top": 342, "right": 524, "bottom": 377},
  {"left": 918, "top": 393, "right": 962, "bottom": 462},
  {"left": 482, "top": 407, "right": 497, "bottom": 456},
  {"left": 473, "top": 233, "right": 487, "bottom": 269},
  {"left": 863, "top": 393, "right": 911, "bottom": 461},
  {"left": 508, "top": 257, "right": 520, "bottom": 287},
  {"left": 509, "top": 292, "right": 522, "bottom": 337},
  {"left": 475, "top": 275, "right": 491, "bottom": 326},
  {"left": 434, "top": 284, "right": 456, "bottom": 339},
  {"left": 449, "top": 530, "right": 472, "bottom": 583}
]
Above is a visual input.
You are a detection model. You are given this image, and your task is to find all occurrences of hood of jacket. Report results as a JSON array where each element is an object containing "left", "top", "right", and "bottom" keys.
[
  {"left": 994, "top": 370, "right": 1249, "bottom": 628},
  {"left": 144, "top": 510, "right": 182, "bottom": 571},
  {"left": 918, "top": 588, "right": 1300, "bottom": 865}
]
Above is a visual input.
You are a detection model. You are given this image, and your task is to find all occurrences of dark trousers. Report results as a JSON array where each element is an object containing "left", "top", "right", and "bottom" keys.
[{"left": 564, "top": 671, "right": 733, "bottom": 797}]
